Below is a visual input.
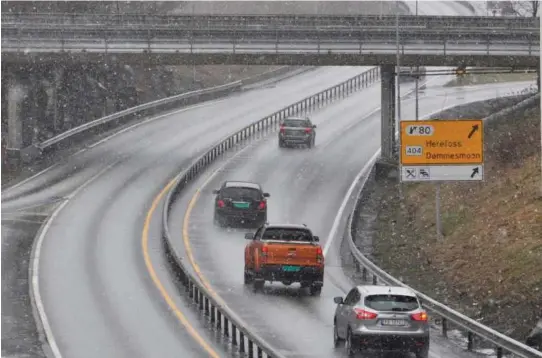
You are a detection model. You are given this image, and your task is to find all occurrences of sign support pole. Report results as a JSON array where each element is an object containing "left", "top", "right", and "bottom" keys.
[
  {"left": 435, "top": 181, "right": 442, "bottom": 239},
  {"left": 395, "top": 1, "right": 403, "bottom": 201}
]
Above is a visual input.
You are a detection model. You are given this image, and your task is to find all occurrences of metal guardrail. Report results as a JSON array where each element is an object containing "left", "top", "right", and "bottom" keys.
[
  {"left": 35, "top": 65, "right": 305, "bottom": 154},
  {"left": 345, "top": 94, "right": 542, "bottom": 358},
  {"left": 161, "top": 67, "right": 381, "bottom": 358},
  {"left": 1, "top": 13, "right": 539, "bottom": 30}
]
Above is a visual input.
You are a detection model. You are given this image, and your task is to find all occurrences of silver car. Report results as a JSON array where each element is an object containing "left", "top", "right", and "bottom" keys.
[{"left": 333, "top": 285, "right": 430, "bottom": 357}]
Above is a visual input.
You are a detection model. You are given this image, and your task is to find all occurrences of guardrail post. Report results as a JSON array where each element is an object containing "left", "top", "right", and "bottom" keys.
[
  {"left": 194, "top": 287, "right": 199, "bottom": 303},
  {"left": 442, "top": 318, "right": 448, "bottom": 338},
  {"left": 467, "top": 331, "right": 473, "bottom": 351},
  {"left": 232, "top": 325, "right": 237, "bottom": 346},
  {"left": 372, "top": 275, "right": 377, "bottom": 285},
  {"left": 188, "top": 281, "right": 193, "bottom": 297},
  {"left": 248, "top": 340, "right": 254, "bottom": 357},
  {"left": 204, "top": 297, "right": 209, "bottom": 316},
  {"left": 217, "top": 311, "right": 222, "bottom": 329},
  {"left": 257, "top": 346, "right": 263, "bottom": 358},
  {"left": 210, "top": 305, "right": 215, "bottom": 323},
  {"left": 224, "top": 317, "right": 230, "bottom": 337},
  {"left": 362, "top": 267, "right": 367, "bottom": 281},
  {"left": 496, "top": 347, "right": 503, "bottom": 358},
  {"left": 240, "top": 331, "right": 246, "bottom": 353},
  {"left": 199, "top": 292, "right": 204, "bottom": 310}
]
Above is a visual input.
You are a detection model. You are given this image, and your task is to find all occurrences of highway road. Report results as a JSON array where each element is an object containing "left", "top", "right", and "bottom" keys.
[
  {"left": 167, "top": 79, "right": 533, "bottom": 358},
  {"left": 2, "top": 66, "right": 379, "bottom": 358},
  {"left": 2, "top": 67, "right": 365, "bottom": 212}
]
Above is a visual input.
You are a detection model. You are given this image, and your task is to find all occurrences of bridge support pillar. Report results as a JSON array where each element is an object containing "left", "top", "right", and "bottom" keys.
[
  {"left": 5, "top": 77, "right": 26, "bottom": 169},
  {"left": 376, "top": 65, "right": 399, "bottom": 181}
]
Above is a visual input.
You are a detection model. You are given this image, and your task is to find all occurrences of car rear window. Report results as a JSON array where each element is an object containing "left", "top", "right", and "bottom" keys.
[
  {"left": 262, "top": 228, "right": 313, "bottom": 242},
  {"left": 283, "top": 119, "right": 311, "bottom": 128},
  {"left": 364, "top": 295, "right": 419, "bottom": 312},
  {"left": 221, "top": 187, "right": 261, "bottom": 201}
]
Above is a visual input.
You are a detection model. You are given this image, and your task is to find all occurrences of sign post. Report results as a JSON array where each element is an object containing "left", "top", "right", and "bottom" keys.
[{"left": 400, "top": 119, "right": 485, "bottom": 239}]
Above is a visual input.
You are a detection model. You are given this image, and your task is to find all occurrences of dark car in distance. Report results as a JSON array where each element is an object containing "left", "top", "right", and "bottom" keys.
[
  {"left": 278, "top": 117, "right": 317, "bottom": 148},
  {"left": 213, "top": 181, "right": 269, "bottom": 228}
]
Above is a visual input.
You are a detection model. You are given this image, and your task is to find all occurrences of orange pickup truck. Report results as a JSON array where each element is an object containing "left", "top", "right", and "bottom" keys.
[{"left": 244, "top": 223, "right": 324, "bottom": 295}]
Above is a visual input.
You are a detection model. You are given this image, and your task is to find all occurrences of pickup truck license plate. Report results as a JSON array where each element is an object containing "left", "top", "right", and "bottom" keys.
[
  {"left": 282, "top": 265, "right": 300, "bottom": 272},
  {"left": 381, "top": 319, "right": 406, "bottom": 326}
]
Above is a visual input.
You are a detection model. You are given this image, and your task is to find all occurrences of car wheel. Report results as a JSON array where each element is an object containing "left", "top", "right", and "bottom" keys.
[
  {"left": 243, "top": 270, "right": 253, "bottom": 285},
  {"left": 213, "top": 213, "right": 222, "bottom": 227},
  {"left": 415, "top": 348, "right": 429, "bottom": 358},
  {"left": 307, "top": 139, "right": 312, "bottom": 149},
  {"left": 309, "top": 285, "right": 322, "bottom": 296},
  {"left": 278, "top": 139, "right": 284, "bottom": 148},
  {"left": 253, "top": 279, "right": 265, "bottom": 292},
  {"left": 333, "top": 321, "right": 344, "bottom": 348},
  {"left": 345, "top": 328, "right": 355, "bottom": 356}
]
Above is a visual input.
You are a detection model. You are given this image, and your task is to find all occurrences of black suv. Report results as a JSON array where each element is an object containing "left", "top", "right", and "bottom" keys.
[
  {"left": 212, "top": 181, "right": 270, "bottom": 228},
  {"left": 278, "top": 117, "right": 317, "bottom": 148}
]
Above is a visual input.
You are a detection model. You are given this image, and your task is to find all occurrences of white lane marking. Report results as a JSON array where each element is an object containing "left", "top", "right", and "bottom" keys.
[
  {"left": 2, "top": 163, "right": 60, "bottom": 196},
  {"left": 2, "top": 98, "right": 228, "bottom": 197},
  {"left": 323, "top": 150, "right": 380, "bottom": 256},
  {"left": 30, "top": 160, "right": 121, "bottom": 358}
]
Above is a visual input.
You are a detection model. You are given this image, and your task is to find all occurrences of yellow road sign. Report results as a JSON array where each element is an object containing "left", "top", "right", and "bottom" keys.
[{"left": 400, "top": 120, "right": 484, "bottom": 165}]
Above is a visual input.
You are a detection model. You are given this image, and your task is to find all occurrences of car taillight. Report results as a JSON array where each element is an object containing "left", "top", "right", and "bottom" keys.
[
  {"left": 316, "top": 246, "right": 324, "bottom": 264},
  {"left": 280, "top": 126, "right": 285, "bottom": 133},
  {"left": 305, "top": 128, "right": 312, "bottom": 133},
  {"left": 354, "top": 308, "right": 378, "bottom": 320},
  {"left": 217, "top": 200, "right": 225, "bottom": 208},
  {"left": 258, "top": 201, "right": 266, "bottom": 210},
  {"left": 411, "top": 311, "right": 428, "bottom": 321}
]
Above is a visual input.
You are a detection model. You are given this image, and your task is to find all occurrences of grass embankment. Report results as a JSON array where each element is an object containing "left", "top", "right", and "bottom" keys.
[
  {"left": 445, "top": 72, "right": 537, "bottom": 87},
  {"left": 373, "top": 104, "right": 542, "bottom": 339}
]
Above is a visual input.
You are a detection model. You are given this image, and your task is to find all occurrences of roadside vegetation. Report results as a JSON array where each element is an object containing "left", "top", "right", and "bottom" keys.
[
  {"left": 372, "top": 103, "right": 541, "bottom": 340},
  {"left": 445, "top": 72, "right": 537, "bottom": 87}
]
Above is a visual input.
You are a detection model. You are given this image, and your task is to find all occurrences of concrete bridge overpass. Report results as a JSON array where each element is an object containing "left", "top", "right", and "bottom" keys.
[
  {"left": 1, "top": 13, "right": 539, "bottom": 67},
  {"left": 2, "top": 12, "right": 539, "bottom": 168}
]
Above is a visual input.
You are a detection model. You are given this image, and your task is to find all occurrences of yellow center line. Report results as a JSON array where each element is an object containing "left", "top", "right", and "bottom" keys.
[{"left": 141, "top": 178, "right": 220, "bottom": 358}]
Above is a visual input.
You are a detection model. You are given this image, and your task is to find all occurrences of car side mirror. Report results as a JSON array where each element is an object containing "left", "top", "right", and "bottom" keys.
[
  {"left": 312, "top": 124, "right": 317, "bottom": 128},
  {"left": 313, "top": 236, "right": 320, "bottom": 242},
  {"left": 212, "top": 189, "right": 219, "bottom": 195},
  {"left": 263, "top": 193, "right": 270, "bottom": 198},
  {"left": 334, "top": 296, "right": 344, "bottom": 305},
  {"left": 245, "top": 233, "right": 254, "bottom": 240}
]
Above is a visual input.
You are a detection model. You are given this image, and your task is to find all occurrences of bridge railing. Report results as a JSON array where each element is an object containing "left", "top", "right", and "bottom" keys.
[{"left": 1, "top": 13, "right": 539, "bottom": 31}]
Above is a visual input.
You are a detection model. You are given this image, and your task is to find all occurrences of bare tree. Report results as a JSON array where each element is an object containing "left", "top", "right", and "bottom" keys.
[{"left": 509, "top": 1, "right": 539, "bottom": 17}]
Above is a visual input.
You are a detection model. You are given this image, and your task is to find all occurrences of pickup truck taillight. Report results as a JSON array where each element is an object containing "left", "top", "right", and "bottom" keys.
[
  {"left": 258, "top": 201, "right": 266, "bottom": 210},
  {"left": 280, "top": 126, "right": 285, "bottom": 134},
  {"left": 217, "top": 199, "right": 225, "bottom": 208},
  {"left": 316, "top": 246, "right": 324, "bottom": 264},
  {"left": 261, "top": 246, "right": 269, "bottom": 263},
  {"left": 305, "top": 127, "right": 312, "bottom": 133}
]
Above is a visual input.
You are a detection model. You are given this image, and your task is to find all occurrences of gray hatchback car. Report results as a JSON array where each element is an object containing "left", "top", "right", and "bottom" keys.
[{"left": 333, "top": 285, "right": 430, "bottom": 357}]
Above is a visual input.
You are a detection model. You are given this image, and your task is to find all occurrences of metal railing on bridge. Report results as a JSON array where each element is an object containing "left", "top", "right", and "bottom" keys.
[{"left": 1, "top": 13, "right": 539, "bottom": 32}]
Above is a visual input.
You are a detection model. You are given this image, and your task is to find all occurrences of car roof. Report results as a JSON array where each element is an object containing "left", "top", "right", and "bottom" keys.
[
  {"left": 223, "top": 181, "right": 261, "bottom": 190},
  {"left": 283, "top": 116, "right": 309, "bottom": 121},
  {"left": 264, "top": 223, "right": 311, "bottom": 230},
  {"left": 356, "top": 285, "right": 417, "bottom": 297}
]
